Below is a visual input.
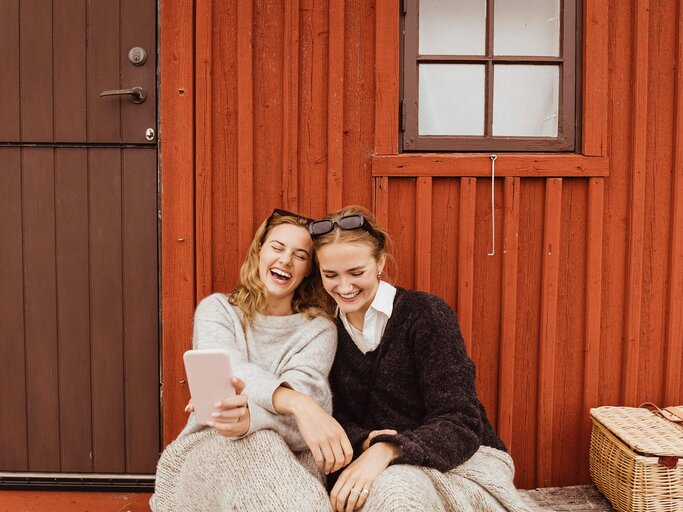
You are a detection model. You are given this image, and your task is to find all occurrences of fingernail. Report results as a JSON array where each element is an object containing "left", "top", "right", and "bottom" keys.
[
  {"left": 214, "top": 401, "right": 222, "bottom": 408},
  {"left": 207, "top": 421, "right": 214, "bottom": 427},
  {"left": 211, "top": 412, "right": 220, "bottom": 417}
]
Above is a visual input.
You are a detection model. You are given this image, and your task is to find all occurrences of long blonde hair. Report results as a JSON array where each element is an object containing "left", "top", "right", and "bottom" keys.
[{"left": 229, "top": 213, "right": 332, "bottom": 325}]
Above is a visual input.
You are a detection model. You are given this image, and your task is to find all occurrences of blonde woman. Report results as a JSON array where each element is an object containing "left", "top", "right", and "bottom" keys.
[
  {"left": 310, "top": 206, "right": 529, "bottom": 512},
  {"left": 152, "top": 209, "right": 352, "bottom": 512}
]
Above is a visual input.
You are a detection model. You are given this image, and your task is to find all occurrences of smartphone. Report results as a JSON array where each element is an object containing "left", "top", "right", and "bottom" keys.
[{"left": 183, "top": 349, "right": 236, "bottom": 425}]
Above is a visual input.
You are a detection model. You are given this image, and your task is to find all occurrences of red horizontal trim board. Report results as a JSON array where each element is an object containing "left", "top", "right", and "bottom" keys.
[
  {"left": 0, "top": 491, "right": 152, "bottom": 511},
  {"left": 372, "top": 154, "right": 609, "bottom": 177}
]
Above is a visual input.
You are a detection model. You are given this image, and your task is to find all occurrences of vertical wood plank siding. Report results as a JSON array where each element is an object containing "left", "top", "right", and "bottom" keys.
[
  {"left": 497, "top": 177, "right": 520, "bottom": 454},
  {"left": 665, "top": 2, "right": 683, "bottom": 405},
  {"left": 160, "top": 0, "right": 196, "bottom": 445},
  {"left": 581, "top": 178, "right": 605, "bottom": 481},
  {"left": 282, "top": 0, "right": 300, "bottom": 211},
  {"left": 196, "top": 0, "right": 213, "bottom": 300},
  {"left": 623, "top": 0, "right": 650, "bottom": 406},
  {"left": 414, "top": 178, "right": 432, "bottom": 291},
  {"left": 457, "top": 179, "right": 477, "bottom": 355},
  {"left": 161, "top": 0, "right": 683, "bottom": 487},
  {"left": 237, "top": 0, "right": 255, "bottom": 257},
  {"left": 537, "top": 178, "right": 563, "bottom": 487},
  {"left": 326, "top": 0, "right": 344, "bottom": 211}
]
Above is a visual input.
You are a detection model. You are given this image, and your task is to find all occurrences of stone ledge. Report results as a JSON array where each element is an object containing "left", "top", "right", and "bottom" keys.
[{"left": 520, "top": 485, "right": 614, "bottom": 511}]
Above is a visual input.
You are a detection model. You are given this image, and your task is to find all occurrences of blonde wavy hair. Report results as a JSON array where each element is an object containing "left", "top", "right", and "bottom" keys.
[
  {"left": 311, "top": 206, "right": 395, "bottom": 315},
  {"left": 229, "top": 212, "right": 332, "bottom": 326}
]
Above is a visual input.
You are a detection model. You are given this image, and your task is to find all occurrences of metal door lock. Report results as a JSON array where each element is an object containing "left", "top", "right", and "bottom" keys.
[
  {"left": 128, "top": 47, "right": 148, "bottom": 66},
  {"left": 145, "top": 128, "right": 155, "bottom": 141}
]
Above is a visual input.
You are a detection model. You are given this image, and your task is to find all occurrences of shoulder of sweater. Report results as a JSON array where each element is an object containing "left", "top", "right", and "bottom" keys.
[
  {"left": 195, "top": 293, "right": 242, "bottom": 322},
  {"left": 395, "top": 287, "right": 455, "bottom": 319},
  {"left": 296, "top": 314, "right": 337, "bottom": 340},
  {"left": 308, "top": 314, "right": 336, "bottom": 332}
]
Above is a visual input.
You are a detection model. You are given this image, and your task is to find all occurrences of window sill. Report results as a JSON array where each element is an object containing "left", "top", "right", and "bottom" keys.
[{"left": 371, "top": 153, "right": 609, "bottom": 178}]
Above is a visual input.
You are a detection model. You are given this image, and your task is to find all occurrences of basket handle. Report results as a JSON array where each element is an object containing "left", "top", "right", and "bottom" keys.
[{"left": 640, "top": 402, "right": 683, "bottom": 424}]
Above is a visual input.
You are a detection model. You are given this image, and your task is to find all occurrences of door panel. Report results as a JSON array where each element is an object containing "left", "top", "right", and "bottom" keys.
[
  {"left": 1, "top": 0, "right": 157, "bottom": 476},
  {"left": 0, "top": 148, "right": 28, "bottom": 471},
  {"left": 55, "top": 149, "right": 92, "bottom": 472},
  {"left": 22, "top": 149, "right": 61, "bottom": 471},
  {"left": 122, "top": 150, "right": 160, "bottom": 472},
  {"left": 0, "top": 147, "right": 159, "bottom": 474},
  {"left": 0, "top": 1, "right": 20, "bottom": 141},
  {"left": 0, "top": 0, "right": 156, "bottom": 144},
  {"left": 54, "top": 2, "right": 87, "bottom": 142}
]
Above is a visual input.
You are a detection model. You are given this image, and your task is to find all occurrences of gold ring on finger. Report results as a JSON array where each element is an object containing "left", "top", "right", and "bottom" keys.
[{"left": 350, "top": 489, "right": 361, "bottom": 496}]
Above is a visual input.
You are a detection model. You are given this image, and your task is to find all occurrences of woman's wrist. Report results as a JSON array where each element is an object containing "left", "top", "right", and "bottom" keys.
[
  {"left": 272, "top": 385, "right": 313, "bottom": 416},
  {"left": 368, "top": 441, "right": 401, "bottom": 464}
]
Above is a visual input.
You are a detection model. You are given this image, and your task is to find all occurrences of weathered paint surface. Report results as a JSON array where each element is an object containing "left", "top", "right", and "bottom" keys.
[{"left": 160, "top": 0, "right": 683, "bottom": 488}]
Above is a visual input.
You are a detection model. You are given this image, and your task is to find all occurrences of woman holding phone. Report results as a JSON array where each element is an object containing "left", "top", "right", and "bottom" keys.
[
  {"left": 310, "top": 206, "right": 529, "bottom": 512},
  {"left": 152, "top": 209, "right": 352, "bottom": 512}
]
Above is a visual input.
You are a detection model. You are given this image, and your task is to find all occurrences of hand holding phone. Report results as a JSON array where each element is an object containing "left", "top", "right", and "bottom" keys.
[{"left": 183, "top": 349, "right": 236, "bottom": 425}]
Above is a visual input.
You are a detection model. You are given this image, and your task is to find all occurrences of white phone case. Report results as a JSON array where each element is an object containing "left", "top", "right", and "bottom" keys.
[{"left": 183, "top": 349, "right": 236, "bottom": 425}]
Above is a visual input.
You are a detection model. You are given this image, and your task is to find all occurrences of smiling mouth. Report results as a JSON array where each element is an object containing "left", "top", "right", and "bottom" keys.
[
  {"left": 270, "top": 268, "right": 292, "bottom": 285},
  {"left": 337, "top": 289, "right": 361, "bottom": 302}
]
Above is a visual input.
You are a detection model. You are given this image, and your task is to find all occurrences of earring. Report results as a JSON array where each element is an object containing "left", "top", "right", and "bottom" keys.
[{"left": 377, "top": 271, "right": 383, "bottom": 278}]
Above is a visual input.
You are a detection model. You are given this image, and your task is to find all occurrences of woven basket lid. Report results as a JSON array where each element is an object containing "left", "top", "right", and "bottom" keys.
[{"left": 590, "top": 406, "right": 683, "bottom": 457}]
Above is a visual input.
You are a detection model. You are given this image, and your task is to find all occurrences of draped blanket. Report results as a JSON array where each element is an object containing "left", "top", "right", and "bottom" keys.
[
  {"left": 151, "top": 430, "right": 529, "bottom": 512},
  {"left": 150, "top": 429, "right": 329, "bottom": 512},
  {"left": 361, "top": 446, "right": 531, "bottom": 512}
]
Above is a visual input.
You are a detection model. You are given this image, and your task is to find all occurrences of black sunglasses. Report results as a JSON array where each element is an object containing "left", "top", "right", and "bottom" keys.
[
  {"left": 308, "top": 214, "right": 383, "bottom": 246},
  {"left": 261, "top": 209, "right": 314, "bottom": 243}
]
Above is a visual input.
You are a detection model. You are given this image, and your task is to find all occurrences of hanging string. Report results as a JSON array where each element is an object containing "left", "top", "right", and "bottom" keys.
[{"left": 488, "top": 155, "right": 497, "bottom": 256}]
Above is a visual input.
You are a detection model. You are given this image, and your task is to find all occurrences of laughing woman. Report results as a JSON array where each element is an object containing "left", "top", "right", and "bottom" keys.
[
  {"left": 310, "top": 206, "right": 530, "bottom": 512},
  {"left": 151, "top": 210, "right": 352, "bottom": 512}
]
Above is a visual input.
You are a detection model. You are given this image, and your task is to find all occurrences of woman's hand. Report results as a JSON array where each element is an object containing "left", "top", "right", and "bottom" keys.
[
  {"left": 330, "top": 442, "right": 400, "bottom": 512},
  {"left": 208, "top": 377, "right": 250, "bottom": 437},
  {"left": 273, "top": 387, "right": 353, "bottom": 474},
  {"left": 361, "top": 429, "right": 397, "bottom": 452}
]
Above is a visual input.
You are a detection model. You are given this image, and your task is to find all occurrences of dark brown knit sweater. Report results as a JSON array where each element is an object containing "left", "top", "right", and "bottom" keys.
[{"left": 329, "top": 287, "right": 506, "bottom": 473}]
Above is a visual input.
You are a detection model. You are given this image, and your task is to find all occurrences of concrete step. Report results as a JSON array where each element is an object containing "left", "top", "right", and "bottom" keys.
[{"left": 520, "top": 485, "right": 614, "bottom": 511}]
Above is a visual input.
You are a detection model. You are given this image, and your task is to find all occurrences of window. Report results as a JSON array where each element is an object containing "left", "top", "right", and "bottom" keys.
[{"left": 402, "top": 0, "right": 579, "bottom": 152}]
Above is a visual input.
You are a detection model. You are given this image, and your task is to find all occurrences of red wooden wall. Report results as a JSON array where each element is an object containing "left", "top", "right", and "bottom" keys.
[{"left": 160, "top": 0, "right": 683, "bottom": 488}]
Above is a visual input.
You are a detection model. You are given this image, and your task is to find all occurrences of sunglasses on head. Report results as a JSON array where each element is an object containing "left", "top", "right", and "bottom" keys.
[
  {"left": 261, "top": 208, "right": 314, "bottom": 243},
  {"left": 308, "top": 214, "right": 383, "bottom": 245}
]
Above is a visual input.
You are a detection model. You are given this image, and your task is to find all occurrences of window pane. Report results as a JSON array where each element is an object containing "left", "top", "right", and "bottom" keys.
[
  {"left": 419, "top": 0, "right": 487, "bottom": 55},
  {"left": 494, "top": 0, "right": 560, "bottom": 56},
  {"left": 493, "top": 65, "right": 559, "bottom": 136},
  {"left": 419, "top": 64, "right": 485, "bottom": 136}
]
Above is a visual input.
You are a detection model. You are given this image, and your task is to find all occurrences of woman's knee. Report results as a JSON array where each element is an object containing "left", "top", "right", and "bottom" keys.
[{"left": 363, "top": 465, "right": 444, "bottom": 512}]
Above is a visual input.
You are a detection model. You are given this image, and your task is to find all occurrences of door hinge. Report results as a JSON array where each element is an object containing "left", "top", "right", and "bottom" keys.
[{"left": 402, "top": 0, "right": 407, "bottom": 15}]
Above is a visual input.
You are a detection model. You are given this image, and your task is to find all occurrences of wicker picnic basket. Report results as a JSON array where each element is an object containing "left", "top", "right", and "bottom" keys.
[{"left": 589, "top": 406, "right": 683, "bottom": 512}]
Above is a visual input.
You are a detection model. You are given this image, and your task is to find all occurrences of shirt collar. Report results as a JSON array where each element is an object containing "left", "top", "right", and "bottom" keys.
[{"left": 371, "top": 280, "right": 396, "bottom": 317}]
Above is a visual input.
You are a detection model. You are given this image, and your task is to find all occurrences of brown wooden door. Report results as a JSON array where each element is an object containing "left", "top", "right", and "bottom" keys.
[{"left": 0, "top": 0, "right": 159, "bottom": 475}]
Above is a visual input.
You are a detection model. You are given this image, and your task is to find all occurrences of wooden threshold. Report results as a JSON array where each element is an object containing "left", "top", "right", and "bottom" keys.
[{"left": 0, "top": 491, "right": 152, "bottom": 512}]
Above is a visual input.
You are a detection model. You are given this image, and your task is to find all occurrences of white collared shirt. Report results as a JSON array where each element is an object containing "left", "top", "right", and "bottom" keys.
[{"left": 339, "top": 280, "right": 396, "bottom": 354}]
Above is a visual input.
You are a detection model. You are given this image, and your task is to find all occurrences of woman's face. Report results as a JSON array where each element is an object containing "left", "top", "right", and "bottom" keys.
[
  {"left": 258, "top": 224, "right": 313, "bottom": 309},
  {"left": 316, "top": 241, "right": 385, "bottom": 318}
]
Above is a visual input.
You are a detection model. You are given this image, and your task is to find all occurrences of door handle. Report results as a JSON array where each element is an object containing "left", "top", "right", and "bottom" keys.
[{"left": 99, "top": 86, "right": 147, "bottom": 104}]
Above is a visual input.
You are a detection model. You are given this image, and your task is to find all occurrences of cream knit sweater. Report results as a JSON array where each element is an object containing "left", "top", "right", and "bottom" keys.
[{"left": 179, "top": 293, "right": 337, "bottom": 451}]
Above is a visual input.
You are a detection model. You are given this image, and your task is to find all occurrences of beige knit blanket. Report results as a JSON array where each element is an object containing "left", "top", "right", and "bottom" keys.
[
  {"left": 361, "top": 446, "right": 531, "bottom": 512},
  {"left": 151, "top": 429, "right": 529, "bottom": 512},
  {"left": 150, "top": 429, "right": 330, "bottom": 512}
]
